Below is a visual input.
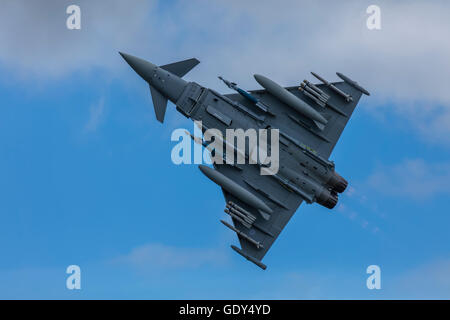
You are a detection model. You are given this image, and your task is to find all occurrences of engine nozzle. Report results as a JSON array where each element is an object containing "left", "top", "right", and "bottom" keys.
[
  {"left": 327, "top": 171, "right": 348, "bottom": 193},
  {"left": 316, "top": 189, "right": 338, "bottom": 209}
]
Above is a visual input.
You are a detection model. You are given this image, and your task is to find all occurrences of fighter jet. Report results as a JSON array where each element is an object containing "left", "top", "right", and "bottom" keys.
[{"left": 120, "top": 52, "right": 370, "bottom": 270}]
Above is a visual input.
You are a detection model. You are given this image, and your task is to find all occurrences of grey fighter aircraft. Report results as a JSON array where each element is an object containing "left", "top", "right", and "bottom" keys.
[{"left": 120, "top": 52, "right": 370, "bottom": 270}]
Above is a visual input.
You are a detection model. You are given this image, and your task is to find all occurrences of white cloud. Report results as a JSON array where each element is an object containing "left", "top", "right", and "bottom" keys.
[
  {"left": 84, "top": 97, "right": 105, "bottom": 133},
  {"left": 392, "top": 259, "right": 450, "bottom": 299},
  {"left": 367, "top": 159, "right": 450, "bottom": 199},
  {"left": 1, "top": 1, "right": 449, "bottom": 100},
  {"left": 113, "top": 243, "right": 229, "bottom": 270},
  {"left": 1, "top": 1, "right": 450, "bottom": 142},
  {"left": 0, "top": 0, "right": 157, "bottom": 78}
]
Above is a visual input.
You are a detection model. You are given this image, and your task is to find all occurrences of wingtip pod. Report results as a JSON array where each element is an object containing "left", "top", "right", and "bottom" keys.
[
  {"left": 336, "top": 72, "right": 370, "bottom": 96},
  {"left": 198, "top": 165, "right": 273, "bottom": 214},
  {"left": 231, "top": 245, "right": 267, "bottom": 270}
]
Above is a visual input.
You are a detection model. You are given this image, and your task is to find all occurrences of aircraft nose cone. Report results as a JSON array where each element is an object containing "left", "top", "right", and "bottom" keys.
[{"left": 119, "top": 52, "right": 157, "bottom": 82}]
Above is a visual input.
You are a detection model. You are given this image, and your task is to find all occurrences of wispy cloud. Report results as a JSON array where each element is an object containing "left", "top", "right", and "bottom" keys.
[
  {"left": 84, "top": 97, "right": 105, "bottom": 133},
  {"left": 0, "top": 0, "right": 156, "bottom": 78},
  {"left": 1, "top": 1, "right": 450, "bottom": 144},
  {"left": 414, "top": 105, "right": 450, "bottom": 145},
  {"left": 392, "top": 259, "right": 450, "bottom": 299},
  {"left": 367, "top": 159, "right": 450, "bottom": 199},
  {"left": 112, "top": 242, "right": 229, "bottom": 270},
  {"left": 1, "top": 1, "right": 449, "bottom": 102}
]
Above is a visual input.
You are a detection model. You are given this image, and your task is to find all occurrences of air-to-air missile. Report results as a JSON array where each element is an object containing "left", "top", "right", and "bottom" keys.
[
  {"left": 198, "top": 165, "right": 273, "bottom": 216},
  {"left": 299, "top": 82, "right": 327, "bottom": 108},
  {"left": 218, "top": 76, "right": 272, "bottom": 115},
  {"left": 218, "top": 76, "right": 257, "bottom": 103},
  {"left": 302, "top": 80, "right": 330, "bottom": 100},
  {"left": 220, "top": 220, "right": 263, "bottom": 249},
  {"left": 224, "top": 208, "right": 252, "bottom": 229},
  {"left": 301, "top": 82, "right": 328, "bottom": 103},
  {"left": 336, "top": 72, "right": 371, "bottom": 96},
  {"left": 254, "top": 74, "right": 328, "bottom": 130},
  {"left": 310, "top": 71, "right": 353, "bottom": 103},
  {"left": 227, "top": 201, "right": 257, "bottom": 221},
  {"left": 225, "top": 205, "right": 255, "bottom": 225},
  {"left": 183, "top": 130, "right": 244, "bottom": 170}
]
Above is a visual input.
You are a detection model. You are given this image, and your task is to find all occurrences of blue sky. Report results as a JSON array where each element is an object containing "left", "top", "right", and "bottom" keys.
[{"left": 0, "top": 0, "right": 449, "bottom": 299}]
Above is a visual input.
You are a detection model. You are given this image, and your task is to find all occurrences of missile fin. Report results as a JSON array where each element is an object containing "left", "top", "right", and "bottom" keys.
[
  {"left": 258, "top": 209, "right": 271, "bottom": 220},
  {"left": 313, "top": 119, "right": 326, "bottom": 131}
]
